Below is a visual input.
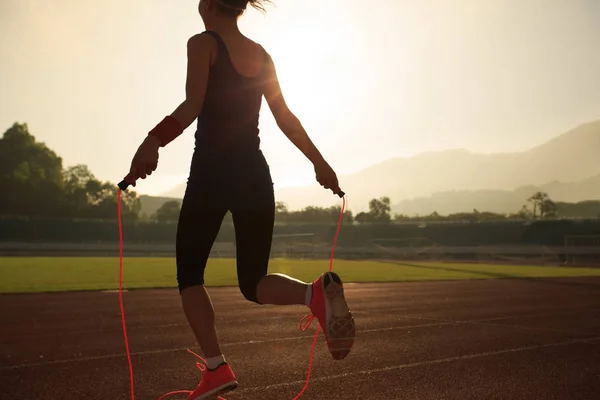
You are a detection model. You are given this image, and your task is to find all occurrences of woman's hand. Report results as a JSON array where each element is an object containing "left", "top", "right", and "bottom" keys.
[
  {"left": 125, "top": 136, "right": 161, "bottom": 187},
  {"left": 314, "top": 158, "right": 341, "bottom": 195}
]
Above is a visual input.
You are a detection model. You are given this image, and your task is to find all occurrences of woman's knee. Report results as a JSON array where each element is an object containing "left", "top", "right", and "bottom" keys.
[
  {"left": 239, "top": 275, "right": 267, "bottom": 304},
  {"left": 177, "top": 269, "right": 205, "bottom": 294}
]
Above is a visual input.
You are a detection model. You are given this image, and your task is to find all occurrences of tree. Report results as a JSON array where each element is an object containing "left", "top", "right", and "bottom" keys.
[
  {"left": 0, "top": 122, "right": 64, "bottom": 187},
  {"left": 94, "top": 182, "right": 141, "bottom": 221},
  {"left": 356, "top": 197, "right": 392, "bottom": 224},
  {"left": 527, "top": 192, "right": 556, "bottom": 220},
  {"left": 275, "top": 201, "right": 288, "bottom": 214},
  {"left": 152, "top": 200, "right": 182, "bottom": 223},
  {"left": 541, "top": 198, "right": 557, "bottom": 218},
  {"left": 426, "top": 211, "right": 440, "bottom": 221},
  {"left": 369, "top": 197, "right": 391, "bottom": 223},
  {"left": 515, "top": 205, "right": 532, "bottom": 220},
  {"left": 0, "top": 122, "right": 65, "bottom": 216},
  {"left": 285, "top": 205, "right": 353, "bottom": 224},
  {"left": 63, "top": 164, "right": 98, "bottom": 217},
  {"left": 274, "top": 203, "right": 353, "bottom": 224},
  {"left": 0, "top": 122, "right": 142, "bottom": 220},
  {"left": 274, "top": 201, "right": 289, "bottom": 223},
  {"left": 60, "top": 164, "right": 141, "bottom": 220},
  {"left": 64, "top": 164, "right": 95, "bottom": 192},
  {"left": 355, "top": 211, "right": 369, "bottom": 224}
]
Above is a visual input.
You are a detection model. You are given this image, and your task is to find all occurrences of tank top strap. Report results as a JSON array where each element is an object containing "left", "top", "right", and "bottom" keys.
[
  {"left": 202, "top": 31, "right": 225, "bottom": 48},
  {"left": 202, "top": 31, "right": 229, "bottom": 65}
]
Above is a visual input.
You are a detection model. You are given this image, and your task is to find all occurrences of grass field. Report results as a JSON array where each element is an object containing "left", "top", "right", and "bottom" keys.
[{"left": 2, "top": 257, "right": 600, "bottom": 293}]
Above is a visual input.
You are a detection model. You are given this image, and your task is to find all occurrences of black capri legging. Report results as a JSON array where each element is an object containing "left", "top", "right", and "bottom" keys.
[{"left": 175, "top": 150, "right": 275, "bottom": 304}]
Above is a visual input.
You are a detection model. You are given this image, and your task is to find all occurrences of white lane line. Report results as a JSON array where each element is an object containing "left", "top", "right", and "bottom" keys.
[
  {"left": 0, "top": 321, "right": 457, "bottom": 371},
  {"left": 5, "top": 306, "right": 598, "bottom": 340},
  {"left": 230, "top": 336, "right": 600, "bottom": 395},
  {"left": 7, "top": 306, "right": 596, "bottom": 340},
  {"left": 409, "top": 309, "right": 600, "bottom": 337},
  {"left": 3, "top": 309, "right": 598, "bottom": 371}
]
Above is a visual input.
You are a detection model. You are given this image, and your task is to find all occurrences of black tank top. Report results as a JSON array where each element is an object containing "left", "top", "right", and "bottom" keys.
[{"left": 193, "top": 31, "right": 270, "bottom": 163}]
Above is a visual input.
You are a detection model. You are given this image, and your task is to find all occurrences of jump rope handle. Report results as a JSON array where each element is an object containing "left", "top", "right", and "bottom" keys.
[{"left": 118, "top": 179, "right": 131, "bottom": 191}]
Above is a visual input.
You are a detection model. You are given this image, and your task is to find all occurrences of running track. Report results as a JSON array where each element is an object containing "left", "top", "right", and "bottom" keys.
[{"left": 2, "top": 277, "right": 600, "bottom": 399}]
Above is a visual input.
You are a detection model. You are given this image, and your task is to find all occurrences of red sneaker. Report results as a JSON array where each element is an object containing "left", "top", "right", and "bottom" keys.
[
  {"left": 186, "top": 361, "right": 238, "bottom": 400},
  {"left": 304, "top": 271, "right": 355, "bottom": 360}
]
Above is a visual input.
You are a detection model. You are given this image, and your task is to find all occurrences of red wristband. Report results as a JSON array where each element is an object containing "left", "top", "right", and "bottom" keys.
[{"left": 148, "top": 116, "right": 184, "bottom": 147}]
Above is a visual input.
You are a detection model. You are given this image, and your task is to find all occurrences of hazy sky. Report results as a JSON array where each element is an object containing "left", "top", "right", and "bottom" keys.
[{"left": 1, "top": 0, "right": 599, "bottom": 196}]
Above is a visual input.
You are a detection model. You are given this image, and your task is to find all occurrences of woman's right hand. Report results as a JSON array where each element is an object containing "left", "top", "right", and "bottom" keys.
[
  {"left": 314, "top": 158, "right": 341, "bottom": 195},
  {"left": 125, "top": 136, "right": 161, "bottom": 187}
]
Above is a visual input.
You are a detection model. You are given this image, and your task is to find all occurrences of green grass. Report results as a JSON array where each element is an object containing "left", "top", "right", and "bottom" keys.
[{"left": 2, "top": 257, "right": 600, "bottom": 293}]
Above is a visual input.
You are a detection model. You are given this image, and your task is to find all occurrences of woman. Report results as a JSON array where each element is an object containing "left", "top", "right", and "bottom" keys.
[{"left": 126, "top": 0, "right": 355, "bottom": 398}]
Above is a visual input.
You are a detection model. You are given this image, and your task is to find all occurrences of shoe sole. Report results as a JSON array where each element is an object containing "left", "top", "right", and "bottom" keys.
[
  {"left": 191, "top": 381, "right": 238, "bottom": 400},
  {"left": 321, "top": 272, "right": 355, "bottom": 360}
]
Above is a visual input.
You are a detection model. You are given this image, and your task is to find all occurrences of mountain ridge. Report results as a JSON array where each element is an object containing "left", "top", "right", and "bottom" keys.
[
  {"left": 391, "top": 173, "right": 600, "bottom": 216},
  {"left": 160, "top": 119, "right": 600, "bottom": 212}
]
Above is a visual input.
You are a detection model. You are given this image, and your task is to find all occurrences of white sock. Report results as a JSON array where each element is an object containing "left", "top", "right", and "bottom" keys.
[
  {"left": 305, "top": 284, "right": 313, "bottom": 307},
  {"left": 206, "top": 354, "right": 226, "bottom": 370}
]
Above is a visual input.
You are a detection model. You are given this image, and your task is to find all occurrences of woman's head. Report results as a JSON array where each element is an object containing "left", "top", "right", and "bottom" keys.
[{"left": 198, "top": 0, "right": 269, "bottom": 22}]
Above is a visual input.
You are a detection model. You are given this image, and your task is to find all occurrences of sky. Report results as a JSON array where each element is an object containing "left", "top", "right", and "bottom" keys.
[{"left": 1, "top": 0, "right": 600, "bottom": 196}]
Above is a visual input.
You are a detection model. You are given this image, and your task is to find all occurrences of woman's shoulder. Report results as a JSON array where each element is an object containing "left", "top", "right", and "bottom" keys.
[{"left": 188, "top": 31, "right": 219, "bottom": 48}]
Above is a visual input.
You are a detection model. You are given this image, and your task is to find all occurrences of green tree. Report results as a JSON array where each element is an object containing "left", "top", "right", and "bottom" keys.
[
  {"left": 355, "top": 211, "right": 369, "bottom": 224},
  {"left": 0, "top": 122, "right": 64, "bottom": 186},
  {"left": 369, "top": 196, "right": 391, "bottom": 223},
  {"left": 426, "top": 211, "right": 441, "bottom": 221},
  {"left": 0, "top": 122, "right": 65, "bottom": 216},
  {"left": 63, "top": 164, "right": 98, "bottom": 217},
  {"left": 510, "top": 205, "right": 532, "bottom": 220},
  {"left": 356, "top": 197, "right": 392, "bottom": 224},
  {"left": 275, "top": 201, "right": 288, "bottom": 214},
  {"left": 541, "top": 198, "right": 557, "bottom": 219},
  {"left": 90, "top": 182, "right": 141, "bottom": 221},
  {"left": 152, "top": 200, "right": 182, "bottom": 223},
  {"left": 527, "top": 192, "right": 556, "bottom": 219},
  {"left": 61, "top": 164, "right": 140, "bottom": 220},
  {"left": 275, "top": 201, "right": 289, "bottom": 223},
  {"left": 355, "top": 197, "right": 392, "bottom": 224},
  {"left": 286, "top": 205, "right": 352, "bottom": 224},
  {"left": 0, "top": 121, "right": 142, "bottom": 219},
  {"left": 277, "top": 204, "right": 353, "bottom": 224}
]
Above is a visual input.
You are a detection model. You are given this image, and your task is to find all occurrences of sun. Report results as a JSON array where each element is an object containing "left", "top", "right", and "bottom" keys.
[
  {"left": 239, "top": 4, "right": 370, "bottom": 189},
  {"left": 257, "top": 13, "right": 363, "bottom": 136}
]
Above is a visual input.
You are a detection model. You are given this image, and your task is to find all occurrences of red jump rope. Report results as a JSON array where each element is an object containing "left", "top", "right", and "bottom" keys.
[{"left": 117, "top": 179, "right": 346, "bottom": 399}]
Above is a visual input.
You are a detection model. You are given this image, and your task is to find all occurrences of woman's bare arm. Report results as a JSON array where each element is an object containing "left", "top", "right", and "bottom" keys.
[
  {"left": 169, "top": 33, "right": 214, "bottom": 129},
  {"left": 263, "top": 54, "right": 327, "bottom": 167}
]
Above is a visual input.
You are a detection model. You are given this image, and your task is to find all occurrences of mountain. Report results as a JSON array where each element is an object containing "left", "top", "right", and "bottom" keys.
[
  {"left": 139, "top": 195, "right": 181, "bottom": 218},
  {"left": 162, "top": 186, "right": 185, "bottom": 199},
  {"left": 391, "top": 174, "right": 600, "bottom": 216},
  {"left": 160, "top": 119, "right": 600, "bottom": 211}
]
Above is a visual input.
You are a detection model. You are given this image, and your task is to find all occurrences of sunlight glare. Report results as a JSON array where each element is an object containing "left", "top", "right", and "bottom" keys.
[{"left": 259, "top": 6, "right": 366, "bottom": 138}]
